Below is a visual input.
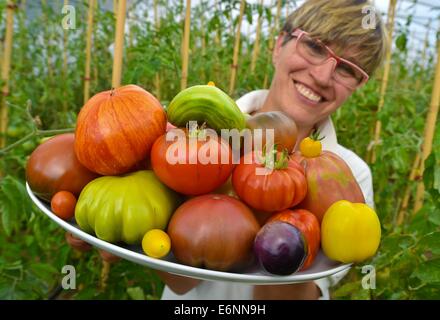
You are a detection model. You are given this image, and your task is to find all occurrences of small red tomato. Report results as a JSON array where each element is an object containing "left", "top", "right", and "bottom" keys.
[{"left": 51, "top": 191, "right": 77, "bottom": 220}]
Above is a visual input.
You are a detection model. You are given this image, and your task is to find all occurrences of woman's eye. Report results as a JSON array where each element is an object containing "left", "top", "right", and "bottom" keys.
[
  {"left": 304, "top": 39, "right": 326, "bottom": 55},
  {"left": 336, "top": 64, "right": 356, "bottom": 77}
]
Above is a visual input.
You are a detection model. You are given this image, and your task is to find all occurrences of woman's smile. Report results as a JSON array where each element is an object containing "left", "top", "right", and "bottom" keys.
[{"left": 292, "top": 79, "right": 329, "bottom": 107}]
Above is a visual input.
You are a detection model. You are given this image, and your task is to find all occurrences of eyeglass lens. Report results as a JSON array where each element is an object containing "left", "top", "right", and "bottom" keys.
[{"left": 297, "top": 35, "right": 364, "bottom": 87}]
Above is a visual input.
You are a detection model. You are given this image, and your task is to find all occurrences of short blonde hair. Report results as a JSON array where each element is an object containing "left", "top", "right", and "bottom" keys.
[{"left": 281, "top": 0, "right": 388, "bottom": 76}]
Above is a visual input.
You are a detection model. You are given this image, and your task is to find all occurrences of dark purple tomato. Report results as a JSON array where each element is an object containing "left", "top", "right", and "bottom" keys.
[
  {"left": 26, "top": 133, "right": 99, "bottom": 202},
  {"left": 254, "top": 221, "right": 307, "bottom": 275}
]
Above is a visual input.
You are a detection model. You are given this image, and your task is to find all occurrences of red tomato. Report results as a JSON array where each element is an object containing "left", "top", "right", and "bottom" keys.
[
  {"left": 151, "top": 128, "right": 235, "bottom": 195},
  {"left": 51, "top": 191, "right": 77, "bottom": 220},
  {"left": 26, "top": 133, "right": 99, "bottom": 202},
  {"left": 232, "top": 151, "right": 308, "bottom": 212},
  {"left": 268, "top": 209, "right": 321, "bottom": 270}
]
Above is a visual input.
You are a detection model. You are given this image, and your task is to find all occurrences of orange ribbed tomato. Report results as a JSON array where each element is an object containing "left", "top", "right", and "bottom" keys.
[
  {"left": 232, "top": 151, "right": 307, "bottom": 212},
  {"left": 268, "top": 209, "right": 320, "bottom": 270},
  {"left": 75, "top": 85, "right": 166, "bottom": 175}
]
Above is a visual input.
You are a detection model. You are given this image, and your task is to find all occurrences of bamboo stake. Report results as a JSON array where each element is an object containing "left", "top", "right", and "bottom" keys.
[
  {"left": 200, "top": 7, "right": 207, "bottom": 83},
  {"left": 111, "top": 0, "right": 127, "bottom": 89},
  {"left": 41, "top": 0, "right": 53, "bottom": 81},
  {"left": 368, "top": 0, "right": 397, "bottom": 164},
  {"left": 250, "top": 0, "right": 264, "bottom": 74},
  {"left": 201, "top": 10, "right": 206, "bottom": 57},
  {"left": 214, "top": 0, "right": 220, "bottom": 45},
  {"left": 84, "top": 0, "right": 95, "bottom": 104},
  {"left": 0, "top": 1, "right": 16, "bottom": 149},
  {"left": 181, "top": 0, "right": 191, "bottom": 90},
  {"left": 113, "top": 0, "right": 118, "bottom": 18},
  {"left": 415, "top": 21, "right": 432, "bottom": 91},
  {"left": 396, "top": 153, "right": 421, "bottom": 226},
  {"left": 63, "top": 0, "right": 69, "bottom": 113},
  {"left": 413, "top": 37, "right": 440, "bottom": 214},
  {"left": 228, "top": 0, "right": 246, "bottom": 95},
  {"left": 93, "top": 0, "right": 98, "bottom": 90},
  {"left": 263, "top": 0, "right": 282, "bottom": 89},
  {"left": 154, "top": 0, "right": 161, "bottom": 100}
]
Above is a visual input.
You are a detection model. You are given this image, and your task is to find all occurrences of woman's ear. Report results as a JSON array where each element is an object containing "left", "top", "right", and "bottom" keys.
[{"left": 272, "top": 32, "right": 286, "bottom": 66}]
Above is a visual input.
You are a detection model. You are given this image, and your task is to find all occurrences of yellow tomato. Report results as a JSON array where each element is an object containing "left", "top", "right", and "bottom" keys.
[
  {"left": 321, "top": 200, "right": 381, "bottom": 263},
  {"left": 299, "top": 137, "right": 322, "bottom": 158},
  {"left": 142, "top": 229, "right": 171, "bottom": 259}
]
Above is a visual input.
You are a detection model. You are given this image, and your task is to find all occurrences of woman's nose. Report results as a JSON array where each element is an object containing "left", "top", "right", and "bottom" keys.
[{"left": 309, "top": 58, "right": 337, "bottom": 87}]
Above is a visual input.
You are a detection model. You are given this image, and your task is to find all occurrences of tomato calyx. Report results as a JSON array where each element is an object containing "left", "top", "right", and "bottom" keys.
[
  {"left": 310, "top": 129, "right": 325, "bottom": 142},
  {"left": 186, "top": 122, "right": 210, "bottom": 140},
  {"left": 258, "top": 145, "right": 290, "bottom": 170}
]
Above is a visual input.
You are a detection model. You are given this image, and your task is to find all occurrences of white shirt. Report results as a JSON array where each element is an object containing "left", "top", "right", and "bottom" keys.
[{"left": 161, "top": 90, "right": 375, "bottom": 300}]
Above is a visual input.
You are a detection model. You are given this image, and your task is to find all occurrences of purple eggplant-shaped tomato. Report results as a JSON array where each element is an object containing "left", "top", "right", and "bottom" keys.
[{"left": 254, "top": 221, "right": 307, "bottom": 275}]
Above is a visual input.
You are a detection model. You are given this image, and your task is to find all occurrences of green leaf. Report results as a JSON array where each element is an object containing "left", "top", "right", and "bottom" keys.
[
  {"left": 418, "top": 232, "right": 440, "bottom": 256},
  {"left": 332, "top": 281, "right": 360, "bottom": 299},
  {"left": 245, "top": 3, "right": 252, "bottom": 25},
  {"left": 428, "top": 209, "right": 440, "bottom": 227},
  {"left": 127, "top": 286, "right": 145, "bottom": 300},
  {"left": 395, "top": 34, "right": 407, "bottom": 52},
  {"left": 424, "top": 153, "right": 440, "bottom": 193},
  {"left": 29, "top": 263, "right": 59, "bottom": 282},
  {"left": 411, "top": 259, "right": 440, "bottom": 283}
]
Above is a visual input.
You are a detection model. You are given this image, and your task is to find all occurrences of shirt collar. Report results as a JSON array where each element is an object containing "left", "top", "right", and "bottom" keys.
[{"left": 236, "top": 89, "right": 339, "bottom": 151}]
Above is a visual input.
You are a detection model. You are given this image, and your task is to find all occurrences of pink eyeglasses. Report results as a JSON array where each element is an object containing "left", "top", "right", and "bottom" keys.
[{"left": 290, "top": 29, "right": 369, "bottom": 89}]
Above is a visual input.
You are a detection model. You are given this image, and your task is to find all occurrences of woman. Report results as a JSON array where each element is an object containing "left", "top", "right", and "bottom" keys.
[{"left": 159, "top": 0, "right": 387, "bottom": 300}]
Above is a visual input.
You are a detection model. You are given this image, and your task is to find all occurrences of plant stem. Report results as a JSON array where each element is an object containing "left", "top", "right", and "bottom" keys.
[{"left": 0, "top": 128, "right": 75, "bottom": 156}]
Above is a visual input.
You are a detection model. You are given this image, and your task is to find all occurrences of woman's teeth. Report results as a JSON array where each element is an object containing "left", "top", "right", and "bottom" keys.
[{"left": 295, "top": 82, "right": 322, "bottom": 103}]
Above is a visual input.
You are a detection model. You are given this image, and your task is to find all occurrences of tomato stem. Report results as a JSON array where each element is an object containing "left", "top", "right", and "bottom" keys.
[
  {"left": 259, "top": 145, "right": 289, "bottom": 170},
  {"left": 186, "top": 122, "right": 207, "bottom": 140},
  {"left": 310, "top": 128, "right": 325, "bottom": 141}
]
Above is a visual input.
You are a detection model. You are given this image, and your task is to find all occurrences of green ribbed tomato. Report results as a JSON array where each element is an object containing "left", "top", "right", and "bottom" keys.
[
  {"left": 75, "top": 170, "right": 181, "bottom": 245},
  {"left": 166, "top": 83, "right": 246, "bottom": 131}
]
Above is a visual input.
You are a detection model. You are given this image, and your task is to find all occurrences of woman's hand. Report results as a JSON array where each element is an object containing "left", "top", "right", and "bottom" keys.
[
  {"left": 253, "top": 282, "right": 321, "bottom": 300},
  {"left": 155, "top": 270, "right": 202, "bottom": 295},
  {"left": 65, "top": 232, "right": 121, "bottom": 262}
]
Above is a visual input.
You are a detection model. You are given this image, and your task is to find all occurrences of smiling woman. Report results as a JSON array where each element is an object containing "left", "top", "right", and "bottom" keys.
[{"left": 159, "top": 0, "right": 388, "bottom": 301}]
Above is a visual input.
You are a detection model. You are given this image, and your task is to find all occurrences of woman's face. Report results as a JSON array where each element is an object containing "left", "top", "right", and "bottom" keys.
[{"left": 269, "top": 33, "right": 357, "bottom": 128}]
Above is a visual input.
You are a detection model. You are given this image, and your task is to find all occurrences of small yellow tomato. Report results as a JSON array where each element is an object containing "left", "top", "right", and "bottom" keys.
[
  {"left": 321, "top": 200, "right": 381, "bottom": 263},
  {"left": 299, "top": 137, "right": 322, "bottom": 158},
  {"left": 142, "top": 229, "right": 171, "bottom": 259}
]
